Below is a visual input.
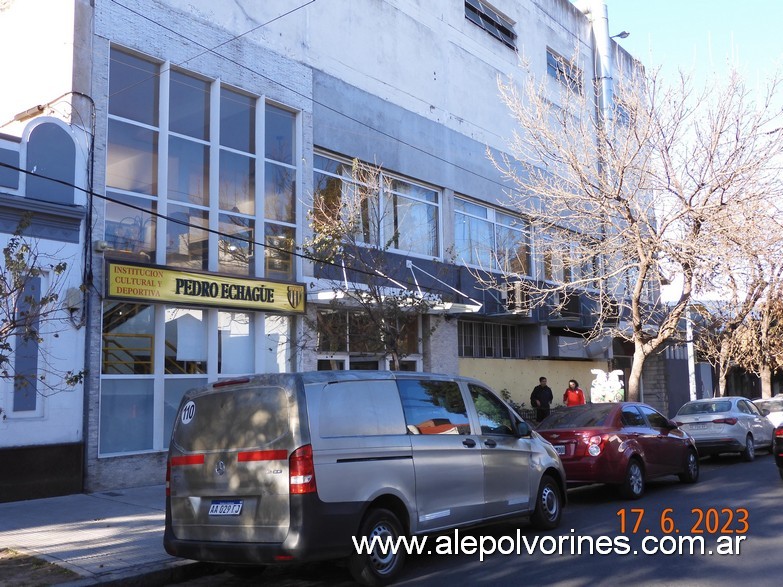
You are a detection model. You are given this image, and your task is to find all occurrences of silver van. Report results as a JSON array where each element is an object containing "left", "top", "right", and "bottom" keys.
[{"left": 164, "top": 371, "right": 566, "bottom": 585}]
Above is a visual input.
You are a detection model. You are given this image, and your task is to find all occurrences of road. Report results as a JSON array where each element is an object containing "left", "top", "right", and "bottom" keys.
[{"left": 169, "top": 453, "right": 783, "bottom": 586}]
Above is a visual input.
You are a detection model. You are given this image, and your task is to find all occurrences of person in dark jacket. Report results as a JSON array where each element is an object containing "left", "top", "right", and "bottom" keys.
[{"left": 530, "top": 376, "right": 553, "bottom": 422}]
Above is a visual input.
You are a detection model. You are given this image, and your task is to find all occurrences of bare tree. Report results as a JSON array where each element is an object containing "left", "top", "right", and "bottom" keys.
[
  {"left": 0, "top": 216, "right": 85, "bottom": 419},
  {"left": 303, "top": 159, "right": 440, "bottom": 370},
  {"left": 493, "top": 55, "right": 783, "bottom": 401}
]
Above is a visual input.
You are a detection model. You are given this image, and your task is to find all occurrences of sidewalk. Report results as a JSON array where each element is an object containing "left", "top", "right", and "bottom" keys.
[{"left": 0, "top": 484, "right": 213, "bottom": 585}]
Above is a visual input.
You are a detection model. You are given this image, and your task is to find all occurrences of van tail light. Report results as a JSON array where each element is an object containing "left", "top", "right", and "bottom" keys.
[
  {"left": 587, "top": 434, "right": 607, "bottom": 456},
  {"left": 289, "top": 444, "right": 317, "bottom": 494},
  {"left": 712, "top": 417, "right": 738, "bottom": 425},
  {"left": 167, "top": 454, "right": 205, "bottom": 497}
]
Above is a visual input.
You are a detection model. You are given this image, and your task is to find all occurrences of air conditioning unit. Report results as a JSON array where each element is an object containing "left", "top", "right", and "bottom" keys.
[{"left": 503, "top": 282, "right": 531, "bottom": 316}]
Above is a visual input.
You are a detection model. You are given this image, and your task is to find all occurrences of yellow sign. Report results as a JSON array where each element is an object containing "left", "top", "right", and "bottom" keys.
[{"left": 105, "top": 261, "right": 305, "bottom": 314}]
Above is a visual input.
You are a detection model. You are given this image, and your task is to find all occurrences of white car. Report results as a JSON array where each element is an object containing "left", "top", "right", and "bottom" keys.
[
  {"left": 753, "top": 397, "right": 783, "bottom": 428},
  {"left": 675, "top": 396, "right": 775, "bottom": 461}
]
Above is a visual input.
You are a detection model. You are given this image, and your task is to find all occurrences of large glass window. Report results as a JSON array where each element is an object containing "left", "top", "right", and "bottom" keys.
[
  {"left": 107, "top": 47, "right": 299, "bottom": 278},
  {"left": 313, "top": 153, "right": 440, "bottom": 258},
  {"left": 100, "top": 302, "right": 293, "bottom": 456},
  {"left": 455, "top": 197, "right": 530, "bottom": 275}
]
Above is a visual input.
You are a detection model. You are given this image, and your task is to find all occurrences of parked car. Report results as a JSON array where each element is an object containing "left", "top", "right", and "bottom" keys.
[
  {"left": 536, "top": 402, "right": 699, "bottom": 500},
  {"left": 675, "top": 396, "right": 775, "bottom": 461},
  {"left": 164, "top": 371, "right": 566, "bottom": 586},
  {"left": 753, "top": 397, "right": 783, "bottom": 428},
  {"left": 775, "top": 425, "right": 783, "bottom": 480}
]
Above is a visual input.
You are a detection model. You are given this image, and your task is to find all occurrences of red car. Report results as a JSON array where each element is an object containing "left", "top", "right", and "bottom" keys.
[{"left": 537, "top": 402, "right": 699, "bottom": 499}]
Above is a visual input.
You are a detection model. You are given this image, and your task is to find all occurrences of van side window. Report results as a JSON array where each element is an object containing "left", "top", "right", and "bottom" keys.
[
  {"left": 397, "top": 380, "right": 471, "bottom": 435},
  {"left": 468, "top": 385, "right": 515, "bottom": 436}
]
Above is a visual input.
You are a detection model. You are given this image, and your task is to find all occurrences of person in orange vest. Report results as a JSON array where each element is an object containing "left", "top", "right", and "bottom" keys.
[{"left": 563, "top": 379, "right": 585, "bottom": 406}]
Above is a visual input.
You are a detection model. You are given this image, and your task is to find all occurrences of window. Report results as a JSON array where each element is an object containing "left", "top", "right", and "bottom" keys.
[
  {"left": 107, "top": 48, "right": 298, "bottom": 279},
  {"left": 465, "top": 0, "right": 516, "bottom": 50},
  {"left": 458, "top": 321, "right": 524, "bottom": 358},
  {"left": 639, "top": 405, "right": 670, "bottom": 429},
  {"left": 313, "top": 153, "right": 439, "bottom": 258},
  {"left": 398, "top": 379, "right": 471, "bottom": 435},
  {"left": 469, "top": 384, "right": 515, "bottom": 436},
  {"left": 541, "top": 230, "right": 575, "bottom": 283},
  {"left": 454, "top": 198, "right": 531, "bottom": 275},
  {"left": 620, "top": 405, "right": 645, "bottom": 427},
  {"left": 547, "top": 49, "right": 582, "bottom": 94},
  {"left": 316, "top": 308, "right": 421, "bottom": 370},
  {"left": 100, "top": 301, "right": 293, "bottom": 455}
]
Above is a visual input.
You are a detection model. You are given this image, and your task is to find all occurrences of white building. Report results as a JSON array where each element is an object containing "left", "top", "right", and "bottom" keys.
[
  {"left": 0, "top": 0, "right": 641, "bottom": 492},
  {"left": 0, "top": 116, "right": 88, "bottom": 501}
]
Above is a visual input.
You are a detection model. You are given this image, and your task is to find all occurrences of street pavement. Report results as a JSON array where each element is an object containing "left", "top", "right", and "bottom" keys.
[{"left": 0, "top": 484, "right": 211, "bottom": 585}]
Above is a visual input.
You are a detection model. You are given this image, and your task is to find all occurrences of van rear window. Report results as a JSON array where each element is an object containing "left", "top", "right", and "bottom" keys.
[{"left": 171, "top": 386, "right": 289, "bottom": 452}]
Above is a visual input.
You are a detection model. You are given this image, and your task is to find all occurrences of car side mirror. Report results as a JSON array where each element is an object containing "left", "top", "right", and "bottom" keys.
[
  {"left": 761, "top": 408, "right": 770, "bottom": 416},
  {"left": 516, "top": 419, "right": 532, "bottom": 437},
  {"left": 666, "top": 419, "right": 679, "bottom": 430}
]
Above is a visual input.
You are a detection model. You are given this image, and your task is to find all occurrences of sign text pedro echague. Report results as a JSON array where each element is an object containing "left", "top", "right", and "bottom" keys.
[{"left": 105, "top": 261, "right": 306, "bottom": 314}]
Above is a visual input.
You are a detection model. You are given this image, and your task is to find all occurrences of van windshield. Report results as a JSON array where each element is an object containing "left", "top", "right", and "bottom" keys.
[{"left": 171, "top": 386, "right": 290, "bottom": 452}]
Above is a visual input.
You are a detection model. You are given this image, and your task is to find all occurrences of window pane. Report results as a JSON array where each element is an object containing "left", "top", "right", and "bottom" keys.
[
  {"left": 349, "top": 312, "right": 383, "bottom": 353},
  {"left": 218, "top": 213, "right": 254, "bottom": 275},
  {"left": 389, "top": 178, "right": 437, "bottom": 203},
  {"left": 164, "top": 377, "right": 207, "bottom": 449},
  {"left": 100, "top": 379, "right": 154, "bottom": 453},
  {"left": 164, "top": 307, "right": 207, "bottom": 374},
  {"left": 109, "top": 49, "right": 159, "bottom": 126},
  {"left": 496, "top": 224, "right": 529, "bottom": 275},
  {"left": 219, "top": 150, "right": 255, "bottom": 214},
  {"left": 168, "top": 136, "right": 208, "bottom": 205},
  {"left": 107, "top": 119, "right": 158, "bottom": 194},
  {"left": 265, "top": 104, "right": 295, "bottom": 164},
  {"left": 455, "top": 212, "right": 492, "bottom": 266},
  {"left": 398, "top": 380, "right": 471, "bottom": 435},
  {"left": 469, "top": 384, "right": 515, "bottom": 435},
  {"left": 265, "top": 162, "right": 296, "bottom": 222},
  {"left": 264, "top": 223, "right": 295, "bottom": 280},
  {"left": 264, "top": 315, "right": 291, "bottom": 373},
  {"left": 221, "top": 88, "right": 255, "bottom": 153},
  {"left": 219, "top": 311, "right": 254, "bottom": 374},
  {"left": 455, "top": 198, "right": 488, "bottom": 217},
  {"left": 167, "top": 204, "right": 209, "bottom": 269},
  {"left": 383, "top": 194, "right": 438, "bottom": 256},
  {"left": 102, "top": 302, "right": 154, "bottom": 374},
  {"left": 317, "top": 310, "right": 348, "bottom": 353},
  {"left": 105, "top": 194, "right": 156, "bottom": 260},
  {"left": 169, "top": 70, "right": 210, "bottom": 140}
]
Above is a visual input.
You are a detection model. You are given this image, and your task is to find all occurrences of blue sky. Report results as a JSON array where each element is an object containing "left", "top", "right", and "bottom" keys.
[{"left": 607, "top": 1, "right": 783, "bottom": 80}]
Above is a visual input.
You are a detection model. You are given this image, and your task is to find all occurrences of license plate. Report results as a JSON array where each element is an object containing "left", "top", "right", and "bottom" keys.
[
  {"left": 554, "top": 445, "right": 566, "bottom": 455},
  {"left": 209, "top": 500, "right": 243, "bottom": 516},
  {"left": 689, "top": 424, "right": 708, "bottom": 430}
]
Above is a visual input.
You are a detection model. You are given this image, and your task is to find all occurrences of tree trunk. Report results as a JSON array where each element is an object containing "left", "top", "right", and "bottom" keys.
[
  {"left": 626, "top": 347, "right": 646, "bottom": 402},
  {"left": 760, "top": 365, "right": 773, "bottom": 398},
  {"left": 717, "top": 372, "right": 728, "bottom": 397}
]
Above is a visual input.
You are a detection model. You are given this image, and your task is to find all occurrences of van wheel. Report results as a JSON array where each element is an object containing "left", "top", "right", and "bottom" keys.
[
  {"left": 348, "top": 508, "right": 406, "bottom": 586},
  {"left": 678, "top": 449, "right": 699, "bottom": 483},
  {"left": 530, "top": 474, "right": 562, "bottom": 530},
  {"left": 740, "top": 435, "right": 755, "bottom": 462},
  {"left": 619, "top": 458, "right": 645, "bottom": 499}
]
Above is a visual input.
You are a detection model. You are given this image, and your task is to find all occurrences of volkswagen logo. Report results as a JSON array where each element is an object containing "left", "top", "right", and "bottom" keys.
[{"left": 215, "top": 460, "right": 226, "bottom": 476}]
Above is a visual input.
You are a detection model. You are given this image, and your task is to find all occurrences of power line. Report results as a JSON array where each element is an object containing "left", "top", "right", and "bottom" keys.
[{"left": 0, "top": 160, "right": 480, "bottom": 301}]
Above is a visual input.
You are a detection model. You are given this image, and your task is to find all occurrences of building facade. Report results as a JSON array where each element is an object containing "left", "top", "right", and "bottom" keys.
[
  {"left": 1, "top": 0, "right": 651, "bottom": 492},
  {"left": 0, "top": 116, "right": 88, "bottom": 501}
]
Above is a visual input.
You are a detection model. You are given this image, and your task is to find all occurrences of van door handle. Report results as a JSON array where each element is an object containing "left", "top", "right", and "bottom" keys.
[
  {"left": 484, "top": 439, "right": 497, "bottom": 448},
  {"left": 462, "top": 438, "right": 476, "bottom": 448}
]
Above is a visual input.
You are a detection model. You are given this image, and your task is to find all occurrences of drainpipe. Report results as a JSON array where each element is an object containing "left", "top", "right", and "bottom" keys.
[{"left": 575, "top": 0, "right": 614, "bottom": 128}]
